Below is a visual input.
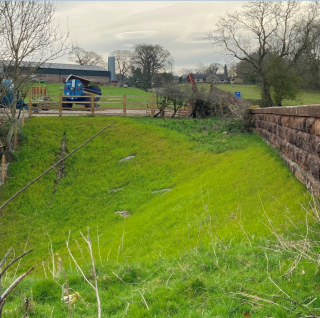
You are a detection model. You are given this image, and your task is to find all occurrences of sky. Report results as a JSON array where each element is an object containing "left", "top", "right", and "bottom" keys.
[{"left": 55, "top": 1, "right": 244, "bottom": 74}]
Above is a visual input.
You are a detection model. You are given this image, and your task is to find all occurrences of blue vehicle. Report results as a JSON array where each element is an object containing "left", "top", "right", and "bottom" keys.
[
  {"left": 0, "top": 79, "right": 28, "bottom": 109},
  {"left": 62, "top": 74, "right": 102, "bottom": 108}
]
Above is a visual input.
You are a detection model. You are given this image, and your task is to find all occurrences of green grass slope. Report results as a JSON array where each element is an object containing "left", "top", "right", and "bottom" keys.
[
  {"left": 0, "top": 117, "right": 308, "bottom": 270},
  {"left": 217, "top": 84, "right": 320, "bottom": 106}
]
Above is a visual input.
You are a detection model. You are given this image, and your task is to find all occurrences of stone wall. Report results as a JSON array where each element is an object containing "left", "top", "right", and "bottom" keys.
[{"left": 249, "top": 105, "right": 320, "bottom": 196}]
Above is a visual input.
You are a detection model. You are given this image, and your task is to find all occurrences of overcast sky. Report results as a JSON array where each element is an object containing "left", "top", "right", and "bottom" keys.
[{"left": 55, "top": 1, "right": 244, "bottom": 74}]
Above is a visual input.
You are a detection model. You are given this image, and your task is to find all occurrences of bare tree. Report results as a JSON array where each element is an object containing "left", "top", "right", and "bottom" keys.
[
  {"left": 155, "top": 82, "right": 187, "bottom": 118},
  {"left": 194, "top": 62, "right": 208, "bottom": 74},
  {"left": 0, "top": 248, "right": 35, "bottom": 318},
  {"left": 206, "top": 1, "right": 320, "bottom": 107},
  {"left": 227, "top": 61, "right": 238, "bottom": 78},
  {"left": 132, "top": 44, "right": 174, "bottom": 88},
  {"left": 206, "top": 63, "right": 222, "bottom": 74},
  {"left": 178, "top": 68, "right": 194, "bottom": 77},
  {"left": 110, "top": 50, "right": 133, "bottom": 82},
  {"left": 68, "top": 44, "right": 106, "bottom": 69},
  {"left": 0, "top": 1, "right": 70, "bottom": 156}
]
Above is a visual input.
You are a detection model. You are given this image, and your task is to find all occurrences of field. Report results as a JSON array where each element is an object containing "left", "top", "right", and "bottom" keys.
[
  {"left": 1, "top": 116, "right": 320, "bottom": 317},
  {"left": 31, "top": 82, "right": 153, "bottom": 109},
  {"left": 217, "top": 84, "right": 320, "bottom": 106}
]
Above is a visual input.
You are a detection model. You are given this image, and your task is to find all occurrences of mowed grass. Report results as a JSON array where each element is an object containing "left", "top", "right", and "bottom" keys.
[
  {"left": 1, "top": 116, "right": 319, "bottom": 317},
  {"left": 217, "top": 84, "right": 320, "bottom": 106},
  {"left": 31, "top": 82, "right": 152, "bottom": 109},
  {"left": 0, "top": 116, "right": 308, "bottom": 269}
]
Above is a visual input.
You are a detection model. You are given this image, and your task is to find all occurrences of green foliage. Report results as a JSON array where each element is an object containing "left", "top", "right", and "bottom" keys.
[
  {"left": 33, "top": 279, "right": 61, "bottom": 303},
  {"left": 3, "top": 240, "right": 320, "bottom": 317},
  {"left": 265, "top": 56, "right": 302, "bottom": 106}
]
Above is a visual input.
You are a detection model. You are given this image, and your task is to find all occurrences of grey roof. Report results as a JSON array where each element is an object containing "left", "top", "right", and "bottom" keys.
[
  {"left": 193, "top": 73, "right": 210, "bottom": 79},
  {"left": 39, "top": 62, "right": 106, "bottom": 71},
  {"left": 215, "top": 73, "right": 228, "bottom": 80},
  {"left": 193, "top": 73, "right": 228, "bottom": 80},
  {"left": 0, "top": 60, "right": 107, "bottom": 71}
]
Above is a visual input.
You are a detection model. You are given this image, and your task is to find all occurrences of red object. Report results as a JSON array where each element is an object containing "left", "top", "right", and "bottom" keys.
[
  {"left": 188, "top": 73, "right": 198, "bottom": 93},
  {"left": 244, "top": 313, "right": 250, "bottom": 317}
]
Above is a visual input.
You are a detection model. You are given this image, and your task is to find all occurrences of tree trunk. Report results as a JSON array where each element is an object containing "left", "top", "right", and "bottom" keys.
[
  {"left": 260, "top": 77, "right": 274, "bottom": 108},
  {"left": 5, "top": 119, "right": 17, "bottom": 155}
]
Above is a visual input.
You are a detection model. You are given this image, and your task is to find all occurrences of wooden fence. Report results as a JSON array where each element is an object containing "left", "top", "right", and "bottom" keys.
[
  {"left": 27, "top": 92, "right": 157, "bottom": 117},
  {"left": 27, "top": 92, "right": 191, "bottom": 118}
]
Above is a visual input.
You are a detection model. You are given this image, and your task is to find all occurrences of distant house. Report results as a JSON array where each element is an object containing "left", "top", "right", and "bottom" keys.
[
  {"left": 230, "top": 77, "right": 244, "bottom": 84},
  {"left": 191, "top": 73, "right": 230, "bottom": 84},
  {"left": 172, "top": 75, "right": 179, "bottom": 82}
]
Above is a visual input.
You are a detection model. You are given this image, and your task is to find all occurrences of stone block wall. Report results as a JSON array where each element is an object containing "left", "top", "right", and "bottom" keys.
[{"left": 249, "top": 105, "right": 320, "bottom": 196}]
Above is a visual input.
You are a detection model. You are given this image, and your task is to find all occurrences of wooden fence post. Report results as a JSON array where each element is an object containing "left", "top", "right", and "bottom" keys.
[
  {"left": 123, "top": 94, "right": 126, "bottom": 116},
  {"left": 91, "top": 94, "right": 94, "bottom": 114},
  {"left": 151, "top": 95, "right": 154, "bottom": 118},
  {"left": 59, "top": 93, "right": 62, "bottom": 117},
  {"left": 22, "top": 108, "right": 25, "bottom": 127},
  {"left": 28, "top": 91, "right": 32, "bottom": 117},
  {"left": 14, "top": 126, "right": 17, "bottom": 150},
  {"left": 2, "top": 155, "right": 5, "bottom": 183}
]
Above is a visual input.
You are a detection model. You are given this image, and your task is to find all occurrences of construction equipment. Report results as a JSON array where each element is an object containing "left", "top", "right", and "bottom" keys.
[
  {"left": 0, "top": 79, "right": 28, "bottom": 109},
  {"left": 188, "top": 73, "right": 198, "bottom": 93},
  {"left": 62, "top": 74, "right": 102, "bottom": 108}
]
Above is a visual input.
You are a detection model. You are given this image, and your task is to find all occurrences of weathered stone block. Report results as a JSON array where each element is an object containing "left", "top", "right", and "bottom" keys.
[
  {"left": 287, "top": 143, "right": 298, "bottom": 163},
  {"left": 307, "top": 154, "right": 320, "bottom": 180},
  {"left": 289, "top": 117, "right": 306, "bottom": 131},
  {"left": 296, "top": 148, "right": 309, "bottom": 171},
  {"left": 276, "top": 125, "right": 286, "bottom": 140},
  {"left": 295, "top": 131, "right": 312, "bottom": 153},
  {"left": 305, "top": 117, "right": 316, "bottom": 134},
  {"left": 286, "top": 129, "right": 297, "bottom": 145},
  {"left": 275, "top": 115, "right": 282, "bottom": 125},
  {"left": 314, "top": 119, "right": 320, "bottom": 136},
  {"left": 281, "top": 116, "right": 291, "bottom": 128}
]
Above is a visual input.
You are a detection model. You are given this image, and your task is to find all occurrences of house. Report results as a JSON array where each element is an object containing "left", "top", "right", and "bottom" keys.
[
  {"left": 206, "top": 73, "right": 229, "bottom": 84},
  {"left": 230, "top": 77, "right": 244, "bottom": 84},
  {"left": 190, "top": 73, "right": 230, "bottom": 84},
  {"left": 172, "top": 75, "right": 179, "bottom": 82}
]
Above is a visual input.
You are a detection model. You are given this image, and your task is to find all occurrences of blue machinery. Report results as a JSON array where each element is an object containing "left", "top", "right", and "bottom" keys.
[
  {"left": 0, "top": 79, "right": 28, "bottom": 109},
  {"left": 62, "top": 74, "right": 102, "bottom": 108},
  {"left": 0, "top": 75, "right": 102, "bottom": 110}
]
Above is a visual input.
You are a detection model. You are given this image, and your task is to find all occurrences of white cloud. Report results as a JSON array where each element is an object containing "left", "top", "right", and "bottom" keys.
[
  {"left": 55, "top": 1, "right": 245, "bottom": 71},
  {"left": 115, "top": 31, "right": 158, "bottom": 40}
]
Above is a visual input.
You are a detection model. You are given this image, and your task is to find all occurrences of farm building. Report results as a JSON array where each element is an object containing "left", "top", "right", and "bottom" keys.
[
  {"left": 34, "top": 63, "right": 110, "bottom": 84},
  {"left": 1, "top": 61, "right": 110, "bottom": 84}
]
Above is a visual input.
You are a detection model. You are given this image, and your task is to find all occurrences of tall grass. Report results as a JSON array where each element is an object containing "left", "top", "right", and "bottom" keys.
[{"left": 1, "top": 116, "right": 320, "bottom": 316}]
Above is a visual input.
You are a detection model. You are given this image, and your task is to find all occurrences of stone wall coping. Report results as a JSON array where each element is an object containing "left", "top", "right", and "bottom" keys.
[{"left": 248, "top": 104, "right": 320, "bottom": 117}]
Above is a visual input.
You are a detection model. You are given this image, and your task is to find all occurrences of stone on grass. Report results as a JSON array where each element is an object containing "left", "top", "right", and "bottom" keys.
[{"left": 115, "top": 211, "right": 129, "bottom": 217}]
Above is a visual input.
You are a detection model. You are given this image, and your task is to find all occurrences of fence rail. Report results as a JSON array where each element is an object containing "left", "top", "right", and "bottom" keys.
[{"left": 27, "top": 93, "right": 158, "bottom": 118}]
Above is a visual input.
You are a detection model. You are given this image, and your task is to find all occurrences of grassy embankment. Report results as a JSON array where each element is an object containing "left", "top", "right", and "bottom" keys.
[
  {"left": 32, "top": 82, "right": 152, "bottom": 109},
  {"left": 217, "top": 84, "right": 320, "bottom": 106},
  {"left": 1, "top": 117, "right": 319, "bottom": 317}
]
